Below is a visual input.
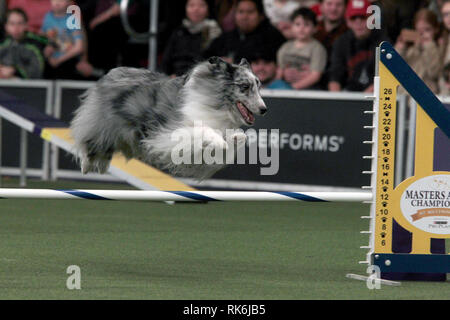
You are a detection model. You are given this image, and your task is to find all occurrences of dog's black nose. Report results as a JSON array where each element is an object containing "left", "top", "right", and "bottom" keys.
[{"left": 259, "top": 106, "right": 267, "bottom": 115}]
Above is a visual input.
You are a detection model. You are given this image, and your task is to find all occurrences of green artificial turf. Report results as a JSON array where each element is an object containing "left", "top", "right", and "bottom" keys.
[{"left": 0, "top": 177, "right": 448, "bottom": 299}]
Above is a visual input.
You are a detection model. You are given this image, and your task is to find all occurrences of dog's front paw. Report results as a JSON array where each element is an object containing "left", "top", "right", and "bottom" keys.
[
  {"left": 230, "top": 132, "right": 247, "bottom": 149},
  {"left": 208, "top": 137, "right": 229, "bottom": 150},
  {"left": 202, "top": 129, "right": 228, "bottom": 150}
]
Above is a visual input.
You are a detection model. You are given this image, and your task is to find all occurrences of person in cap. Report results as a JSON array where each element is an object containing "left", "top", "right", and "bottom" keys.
[{"left": 328, "top": 0, "right": 389, "bottom": 92}]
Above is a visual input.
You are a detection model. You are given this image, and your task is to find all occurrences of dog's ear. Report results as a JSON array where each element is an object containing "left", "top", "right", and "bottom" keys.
[
  {"left": 239, "top": 58, "right": 251, "bottom": 70},
  {"left": 208, "top": 56, "right": 224, "bottom": 65},
  {"left": 208, "top": 56, "right": 234, "bottom": 75}
]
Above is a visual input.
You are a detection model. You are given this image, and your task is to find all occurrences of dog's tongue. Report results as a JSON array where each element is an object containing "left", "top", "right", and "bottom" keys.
[{"left": 237, "top": 102, "right": 254, "bottom": 124}]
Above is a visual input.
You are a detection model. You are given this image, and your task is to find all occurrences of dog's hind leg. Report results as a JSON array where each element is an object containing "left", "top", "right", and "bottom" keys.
[
  {"left": 92, "top": 146, "right": 114, "bottom": 174},
  {"left": 80, "top": 140, "right": 114, "bottom": 174},
  {"left": 80, "top": 155, "right": 94, "bottom": 174}
]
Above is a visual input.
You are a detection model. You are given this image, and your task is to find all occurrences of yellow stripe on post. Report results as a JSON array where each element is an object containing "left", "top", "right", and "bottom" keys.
[
  {"left": 42, "top": 128, "right": 74, "bottom": 143},
  {"left": 374, "top": 62, "right": 398, "bottom": 254},
  {"left": 414, "top": 105, "right": 436, "bottom": 177}
]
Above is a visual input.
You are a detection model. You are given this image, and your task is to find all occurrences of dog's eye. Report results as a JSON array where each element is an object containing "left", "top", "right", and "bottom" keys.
[{"left": 240, "top": 84, "right": 250, "bottom": 92}]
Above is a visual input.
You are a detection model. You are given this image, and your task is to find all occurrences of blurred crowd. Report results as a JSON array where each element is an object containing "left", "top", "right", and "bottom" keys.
[{"left": 0, "top": 0, "right": 450, "bottom": 95}]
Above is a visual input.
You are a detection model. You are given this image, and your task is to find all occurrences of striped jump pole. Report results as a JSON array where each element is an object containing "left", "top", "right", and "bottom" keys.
[{"left": 0, "top": 189, "right": 372, "bottom": 203}]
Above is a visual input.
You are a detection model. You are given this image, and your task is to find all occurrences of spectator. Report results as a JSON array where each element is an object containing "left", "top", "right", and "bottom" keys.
[
  {"left": 161, "top": 0, "right": 221, "bottom": 76},
  {"left": 204, "top": 0, "right": 286, "bottom": 64},
  {"left": 7, "top": 0, "right": 52, "bottom": 34},
  {"left": 263, "top": 0, "right": 301, "bottom": 39},
  {"left": 157, "top": 1, "right": 190, "bottom": 59},
  {"left": 41, "top": 0, "right": 84, "bottom": 79},
  {"left": 310, "top": 1, "right": 322, "bottom": 17},
  {"left": 276, "top": 7, "right": 327, "bottom": 90},
  {"left": 314, "top": 0, "right": 348, "bottom": 88},
  {"left": 46, "top": 0, "right": 104, "bottom": 80},
  {"left": 378, "top": 0, "right": 428, "bottom": 43},
  {"left": 83, "top": 0, "right": 126, "bottom": 72},
  {"left": 296, "top": 0, "right": 319, "bottom": 6},
  {"left": 248, "top": 50, "right": 292, "bottom": 89},
  {"left": 328, "top": 0, "right": 388, "bottom": 92},
  {"left": 395, "top": 8, "right": 441, "bottom": 94},
  {"left": 88, "top": 0, "right": 120, "bottom": 30},
  {"left": 214, "top": 0, "right": 238, "bottom": 32},
  {"left": 0, "top": 8, "right": 46, "bottom": 79},
  {"left": 315, "top": 0, "right": 348, "bottom": 55},
  {"left": 439, "top": 0, "right": 450, "bottom": 95},
  {"left": 428, "top": 0, "right": 445, "bottom": 21},
  {"left": 80, "top": 0, "right": 162, "bottom": 69}
]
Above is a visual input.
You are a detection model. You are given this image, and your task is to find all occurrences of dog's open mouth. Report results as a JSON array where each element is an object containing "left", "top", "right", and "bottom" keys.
[{"left": 236, "top": 101, "right": 255, "bottom": 125}]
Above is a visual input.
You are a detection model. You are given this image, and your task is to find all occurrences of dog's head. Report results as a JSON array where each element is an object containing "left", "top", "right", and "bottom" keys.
[
  {"left": 209, "top": 57, "right": 267, "bottom": 126},
  {"left": 188, "top": 57, "right": 267, "bottom": 126}
]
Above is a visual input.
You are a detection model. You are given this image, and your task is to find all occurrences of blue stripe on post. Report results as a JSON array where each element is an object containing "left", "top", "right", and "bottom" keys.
[
  {"left": 373, "top": 253, "right": 450, "bottom": 273},
  {"left": 168, "top": 191, "right": 220, "bottom": 202},
  {"left": 32, "top": 127, "right": 42, "bottom": 136},
  {"left": 380, "top": 41, "right": 450, "bottom": 138},
  {"left": 59, "top": 190, "right": 111, "bottom": 200},
  {"left": 273, "top": 192, "right": 327, "bottom": 202}
]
